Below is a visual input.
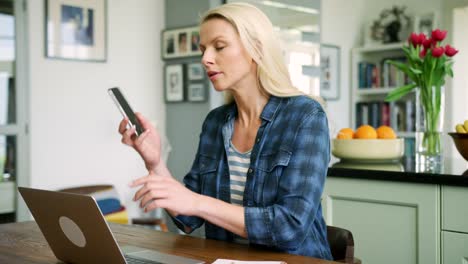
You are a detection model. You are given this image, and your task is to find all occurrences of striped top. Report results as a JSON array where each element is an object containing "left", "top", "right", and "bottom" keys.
[
  {"left": 228, "top": 140, "right": 251, "bottom": 244},
  {"left": 227, "top": 141, "right": 251, "bottom": 205}
]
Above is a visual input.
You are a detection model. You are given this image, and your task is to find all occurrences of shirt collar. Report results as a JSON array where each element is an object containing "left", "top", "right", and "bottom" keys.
[{"left": 224, "top": 96, "right": 283, "bottom": 122}]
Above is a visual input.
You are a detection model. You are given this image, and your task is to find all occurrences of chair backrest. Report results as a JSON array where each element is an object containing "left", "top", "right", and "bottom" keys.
[
  {"left": 59, "top": 184, "right": 114, "bottom": 195},
  {"left": 327, "top": 225, "right": 360, "bottom": 264}
]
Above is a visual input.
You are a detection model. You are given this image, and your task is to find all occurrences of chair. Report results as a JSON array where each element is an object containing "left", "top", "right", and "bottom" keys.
[
  {"left": 58, "top": 184, "right": 168, "bottom": 232},
  {"left": 327, "top": 225, "right": 362, "bottom": 264}
]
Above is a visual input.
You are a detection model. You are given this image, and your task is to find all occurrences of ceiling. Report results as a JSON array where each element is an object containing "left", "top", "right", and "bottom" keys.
[{"left": 228, "top": 0, "right": 320, "bottom": 33}]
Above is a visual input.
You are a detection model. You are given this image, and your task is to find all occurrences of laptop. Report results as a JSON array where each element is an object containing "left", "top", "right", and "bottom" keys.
[{"left": 18, "top": 187, "right": 204, "bottom": 264}]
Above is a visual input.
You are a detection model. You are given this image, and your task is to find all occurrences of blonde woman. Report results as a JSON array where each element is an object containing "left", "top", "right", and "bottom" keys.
[{"left": 119, "top": 2, "right": 332, "bottom": 260}]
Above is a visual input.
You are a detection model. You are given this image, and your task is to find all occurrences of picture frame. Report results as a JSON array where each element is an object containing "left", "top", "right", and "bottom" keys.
[
  {"left": 162, "top": 26, "right": 202, "bottom": 60},
  {"left": 187, "top": 83, "right": 206, "bottom": 102},
  {"left": 320, "top": 44, "right": 340, "bottom": 101},
  {"left": 45, "top": 0, "right": 107, "bottom": 62},
  {"left": 414, "top": 12, "right": 438, "bottom": 37},
  {"left": 187, "top": 62, "right": 204, "bottom": 81},
  {"left": 165, "top": 64, "right": 184, "bottom": 102}
]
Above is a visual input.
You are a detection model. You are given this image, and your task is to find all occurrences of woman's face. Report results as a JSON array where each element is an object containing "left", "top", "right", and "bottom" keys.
[{"left": 199, "top": 18, "right": 256, "bottom": 92}]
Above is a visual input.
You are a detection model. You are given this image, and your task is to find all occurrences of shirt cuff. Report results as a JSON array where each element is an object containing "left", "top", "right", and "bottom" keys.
[
  {"left": 170, "top": 214, "right": 203, "bottom": 234},
  {"left": 245, "top": 206, "right": 275, "bottom": 245}
]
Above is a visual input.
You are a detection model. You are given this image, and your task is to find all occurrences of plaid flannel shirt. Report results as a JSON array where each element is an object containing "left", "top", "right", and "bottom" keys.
[{"left": 172, "top": 95, "right": 332, "bottom": 260}]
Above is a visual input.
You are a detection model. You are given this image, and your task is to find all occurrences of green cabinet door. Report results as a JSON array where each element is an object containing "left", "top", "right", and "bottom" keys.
[
  {"left": 442, "top": 231, "right": 468, "bottom": 263},
  {"left": 442, "top": 186, "right": 468, "bottom": 233},
  {"left": 322, "top": 177, "right": 440, "bottom": 264}
]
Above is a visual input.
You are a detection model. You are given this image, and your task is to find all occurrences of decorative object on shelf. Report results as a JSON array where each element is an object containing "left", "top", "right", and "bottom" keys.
[
  {"left": 384, "top": 29, "right": 459, "bottom": 168},
  {"left": 187, "top": 62, "right": 204, "bottom": 81},
  {"left": 45, "top": 0, "right": 107, "bottom": 62},
  {"left": 187, "top": 83, "right": 206, "bottom": 102},
  {"left": 414, "top": 12, "right": 438, "bottom": 37},
  {"left": 161, "top": 26, "right": 202, "bottom": 60},
  {"left": 370, "top": 6, "right": 411, "bottom": 44},
  {"left": 164, "top": 64, "right": 184, "bottom": 102},
  {"left": 320, "top": 44, "right": 340, "bottom": 100}
]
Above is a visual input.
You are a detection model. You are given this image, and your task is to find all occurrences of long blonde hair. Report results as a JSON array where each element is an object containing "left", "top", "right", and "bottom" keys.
[{"left": 200, "top": 2, "right": 320, "bottom": 104}]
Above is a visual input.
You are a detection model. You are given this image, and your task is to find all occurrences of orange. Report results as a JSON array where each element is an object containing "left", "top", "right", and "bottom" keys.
[
  {"left": 337, "top": 128, "right": 354, "bottom": 139},
  {"left": 354, "top": 125, "right": 377, "bottom": 139},
  {"left": 377, "top": 125, "right": 397, "bottom": 139}
]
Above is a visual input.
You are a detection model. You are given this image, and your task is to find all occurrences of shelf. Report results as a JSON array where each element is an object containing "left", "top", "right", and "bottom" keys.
[
  {"left": 353, "top": 42, "right": 406, "bottom": 53},
  {"left": 356, "top": 87, "right": 397, "bottom": 95},
  {"left": 397, "top": 131, "right": 415, "bottom": 138}
]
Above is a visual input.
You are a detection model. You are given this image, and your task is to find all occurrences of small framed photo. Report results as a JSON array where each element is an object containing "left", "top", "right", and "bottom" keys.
[
  {"left": 45, "top": 0, "right": 107, "bottom": 62},
  {"left": 187, "top": 83, "right": 206, "bottom": 102},
  {"left": 320, "top": 44, "right": 340, "bottom": 101},
  {"left": 162, "top": 26, "right": 202, "bottom": 60},
  {"left": 414, "top": 12, "right": 438, "bottom": 37},
  {"left": 187, "top": 63, "right": 204, "bottom": 81},
  {"left": 165, "top": 64, "right": 184, "bottom": 102}
]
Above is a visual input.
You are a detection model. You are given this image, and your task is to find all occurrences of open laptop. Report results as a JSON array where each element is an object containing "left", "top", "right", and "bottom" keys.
[{"left": 18, "top": 187, "right": 204, "bottom": 264}]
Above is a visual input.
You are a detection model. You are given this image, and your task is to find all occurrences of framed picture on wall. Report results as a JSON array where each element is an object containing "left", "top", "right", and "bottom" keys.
[
  {"left": 45, "top": 0, "right": 107, "bottom": 62},
  {"left": 162, "top": 26, "right": 202, "bottom": 60},
  {"left": 187, "top": 83, "right": 206, "bottom": 102},
  {"left": 414, "top": 12, "right": 438, "bottom": 37},
  {"left": 187, "top": 63, "right": 204, "bottom": 81},
  {"left": 320, "top": 44, "right": 340, "bottom": 100},
  {"left": 165, "top": 64, "right": 184, "bottom": 102}
]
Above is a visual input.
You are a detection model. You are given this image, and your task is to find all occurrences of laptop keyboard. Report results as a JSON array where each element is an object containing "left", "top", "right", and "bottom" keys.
[{"left": 125, "top": 254, "right": 164, "bottom": 264}]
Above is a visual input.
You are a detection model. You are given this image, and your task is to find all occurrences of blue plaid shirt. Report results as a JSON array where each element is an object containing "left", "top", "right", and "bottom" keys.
[{"left": 172, "top": 95, "right": 332, "bottom": 260}]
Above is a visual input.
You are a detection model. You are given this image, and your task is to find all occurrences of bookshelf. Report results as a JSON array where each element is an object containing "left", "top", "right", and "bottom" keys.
[{"left": 351, "top": 43, "right": 416, "bottom": 155}]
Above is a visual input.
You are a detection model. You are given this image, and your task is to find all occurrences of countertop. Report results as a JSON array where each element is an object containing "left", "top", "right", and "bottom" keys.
[{"left": 327, "top": 156, "right": 468, "bottom": 186}]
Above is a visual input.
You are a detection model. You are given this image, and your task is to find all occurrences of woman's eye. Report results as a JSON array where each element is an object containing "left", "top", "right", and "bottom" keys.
[{"left": 215, "top": 46, "right": 225, "bottom": 51}]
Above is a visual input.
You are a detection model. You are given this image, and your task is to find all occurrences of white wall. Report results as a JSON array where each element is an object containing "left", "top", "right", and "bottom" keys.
[
  {"left": 450, "top": 5, "right": 468, "bottom": 157},
  {"left": 321, "top": 0, "right": 366, "bottom": 135},
  {"left": 27, "top": 0, "right": 165, "bottom": 218}
]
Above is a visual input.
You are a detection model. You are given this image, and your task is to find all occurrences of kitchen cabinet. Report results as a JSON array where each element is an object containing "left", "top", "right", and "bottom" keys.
[{"left": 322, "top": 177, "right": 439, "bottom": 264}]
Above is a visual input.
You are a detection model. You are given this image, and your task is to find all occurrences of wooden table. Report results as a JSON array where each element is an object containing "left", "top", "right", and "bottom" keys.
[{"left": 0, "top": 221, "right": 338, "bottom": 264}]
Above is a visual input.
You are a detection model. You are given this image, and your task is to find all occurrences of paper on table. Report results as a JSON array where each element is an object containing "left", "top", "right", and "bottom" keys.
[{"left": 212, "top": 259, "right": 286, "bottom": 264}]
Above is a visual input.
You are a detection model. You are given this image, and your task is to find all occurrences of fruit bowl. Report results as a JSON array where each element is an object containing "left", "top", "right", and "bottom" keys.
[
  {"left": 332, "top": 138, "right": 405, "bottom": 162},
  {"left": 448, "top": 133, "right": 468, "bottom": 161}
]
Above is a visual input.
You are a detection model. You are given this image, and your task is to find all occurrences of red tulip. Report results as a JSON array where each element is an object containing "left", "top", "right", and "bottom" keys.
[
  {"left": 409, "top": 32, "right": 420, "bottom": 47},
  {"left": 431, "top": 29, "right": 447, "bottom": 42},
  {"left": 445, "top": 44, "right": 459, "bottom": 57},
  {"left": 418, "top": 33, "right": 427, "bottom": 44},
  {"left": 420, "top": 49, "right": 427, "bottom": 58},
  {"left": 422, "top": 38, "right": 432, "bottom": 49},
  {"left": 431, "top": 46, "right": 445, "bottom": 57}
]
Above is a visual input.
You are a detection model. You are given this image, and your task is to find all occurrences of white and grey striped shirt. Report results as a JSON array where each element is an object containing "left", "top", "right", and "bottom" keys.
[
  {"left": 227, "top": 140, "right": 251, "bottom": 244},
  {"left": 227, "top": 141, "right": 251, "bottom": 205}
]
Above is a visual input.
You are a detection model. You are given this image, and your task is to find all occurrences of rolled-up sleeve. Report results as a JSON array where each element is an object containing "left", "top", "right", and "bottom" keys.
[{"left": 245, "top": 110, "right": 329, "bottom": 250}]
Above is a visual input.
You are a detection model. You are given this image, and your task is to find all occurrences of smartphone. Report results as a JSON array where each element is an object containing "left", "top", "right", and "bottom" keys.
[{"left": 108, "top": 87, "right": 144, "bottom": 136}]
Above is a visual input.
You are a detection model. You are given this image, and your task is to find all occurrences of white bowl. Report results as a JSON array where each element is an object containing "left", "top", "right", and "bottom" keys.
[{"left": 332, "top": 138, "right": 405, "bottom": 162}]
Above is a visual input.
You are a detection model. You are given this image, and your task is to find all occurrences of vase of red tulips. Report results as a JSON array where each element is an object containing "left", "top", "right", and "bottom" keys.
[{"left": 385, "top": 29, "right": 458, "bottom": 166}]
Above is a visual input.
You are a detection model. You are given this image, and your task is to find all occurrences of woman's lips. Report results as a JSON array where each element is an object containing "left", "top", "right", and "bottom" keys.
[{"left": 208, "top": 71, "right": 222, "bottom": 80}]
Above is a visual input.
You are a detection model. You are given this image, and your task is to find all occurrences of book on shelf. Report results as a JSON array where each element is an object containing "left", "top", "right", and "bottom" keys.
[
  {"left": 355, "top": 100, "right": 415, "bottom": 133},
  {"left": 358, "top": 57, "right": 409, "bottom": 89}
]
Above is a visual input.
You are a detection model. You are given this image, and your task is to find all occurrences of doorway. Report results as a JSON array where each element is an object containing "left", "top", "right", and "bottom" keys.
[{"left": 0, "top": 0, "right": 29, "bottom": 222}]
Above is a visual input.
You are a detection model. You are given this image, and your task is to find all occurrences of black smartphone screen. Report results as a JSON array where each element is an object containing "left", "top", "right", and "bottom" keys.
[{"left": 108, "top": 87, "right": 144, "bottom": 136}]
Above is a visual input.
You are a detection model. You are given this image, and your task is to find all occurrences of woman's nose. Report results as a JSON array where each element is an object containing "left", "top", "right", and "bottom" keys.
[{"left": 201, "top": 50, "right": 214, "bottom": 66}]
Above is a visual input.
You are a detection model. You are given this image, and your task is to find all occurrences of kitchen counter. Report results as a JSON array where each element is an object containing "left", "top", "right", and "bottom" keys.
[{"left": 327, "top": 156, "right": 468, "bottom": 186}]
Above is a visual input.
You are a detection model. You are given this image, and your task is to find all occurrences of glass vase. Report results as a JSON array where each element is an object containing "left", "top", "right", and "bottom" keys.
[{"left": 415, "top": 85, "right": 444, "bottom": 169}]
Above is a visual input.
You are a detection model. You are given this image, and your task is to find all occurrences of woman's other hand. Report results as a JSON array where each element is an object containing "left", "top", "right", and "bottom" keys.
[
  {"left": 130, "top": 172, "right": 200, "bottom": 216},
  {"left": 119, "top": 112, "right": 161, "bottom": 172}
]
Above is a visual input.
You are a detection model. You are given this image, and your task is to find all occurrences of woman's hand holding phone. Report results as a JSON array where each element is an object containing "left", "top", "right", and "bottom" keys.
[{"left": 119, "top": 112, "right": 162, "bottom": 172}]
